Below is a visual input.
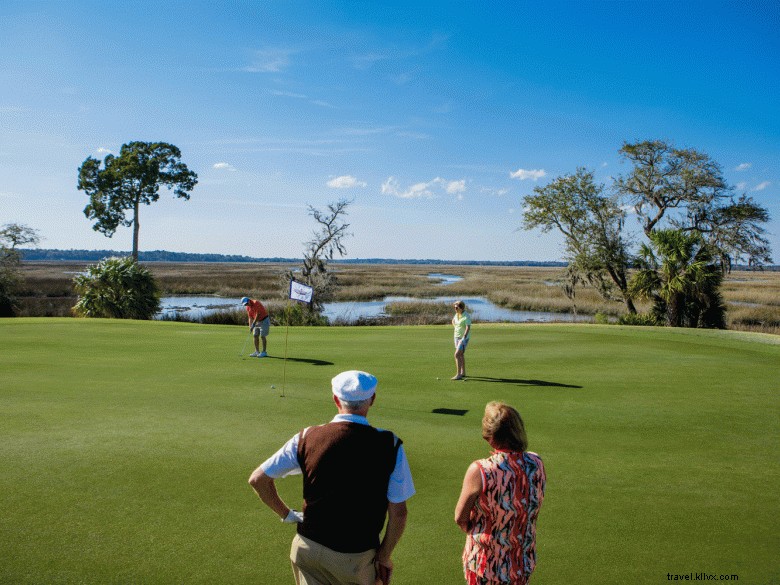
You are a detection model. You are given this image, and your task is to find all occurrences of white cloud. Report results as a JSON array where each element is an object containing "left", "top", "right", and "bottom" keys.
[
  {"left": 327, "top": 175, "right": 366, "bottom": 189},
  {"left": 244, "top": 49, "right": 293, "bottom": 73},
  {"left": 510, "top": 168, "right": 546, "bottom": 181},
  {"left": 444, "top": 179, "right": 466, "bottom": 195},
  {"left": 381, "top": 176, "right": 466, "bottom": 199},
  {"left": 481, "top": 187, "right": 509, "bottom": 196},
  {"left": 735, "top": 163, "right": 752, "bottom": 171},
  {"left": 213, "top": 162, "right": 237, "bottom": 172},
  {"left": 736, "top": 182, "right": 748, "bottom": 191},
  {"left": 753, "top": 181, "right": 771, "bottom": 191}
]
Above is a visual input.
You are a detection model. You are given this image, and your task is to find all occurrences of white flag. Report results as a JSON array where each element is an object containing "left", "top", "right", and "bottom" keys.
[{"left": 289, "top": 280, "right": 314, "bottom": 304}]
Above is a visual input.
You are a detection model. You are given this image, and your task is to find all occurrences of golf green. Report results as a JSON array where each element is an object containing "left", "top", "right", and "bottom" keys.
[{"left": 1, "top": 319, "right": 778, "bottom": 584}]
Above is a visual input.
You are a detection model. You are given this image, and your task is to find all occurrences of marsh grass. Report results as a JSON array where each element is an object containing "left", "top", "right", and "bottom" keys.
[{"left": 15, "top": 261, "right": 780, "bottom": 334}]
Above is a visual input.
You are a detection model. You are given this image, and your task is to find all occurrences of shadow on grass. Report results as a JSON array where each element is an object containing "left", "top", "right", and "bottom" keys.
[
  {"left": 464, "top": 376, "right": 582, "bottom": 389},
  {"left": 265, "top": 356, "right": 335, "bottom": 366}
]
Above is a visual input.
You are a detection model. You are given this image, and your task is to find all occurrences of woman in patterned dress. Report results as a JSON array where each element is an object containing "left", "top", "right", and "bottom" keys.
[{"left": 454, "top": 402, "right": 546, "bottom": 585}]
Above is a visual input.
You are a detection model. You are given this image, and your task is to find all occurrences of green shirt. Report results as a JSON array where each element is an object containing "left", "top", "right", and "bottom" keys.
[{"left": 452, "top": 312, "right": 471, "bottom": 339}]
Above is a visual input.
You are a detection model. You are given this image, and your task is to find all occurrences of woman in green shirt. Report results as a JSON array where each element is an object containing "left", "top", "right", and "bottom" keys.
[{"left": 452, "top": 300, "right": 471, "bottom": 380}]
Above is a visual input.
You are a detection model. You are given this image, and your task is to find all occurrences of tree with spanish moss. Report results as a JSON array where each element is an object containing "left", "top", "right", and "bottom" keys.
[
  {"left": 0, "top": 223, "right": 41, "bottom": 317},
  {"left": 522, "top": 168, "right": 637, "bottom": 314},
  {"left": 615, "top": 139, "right": 772, "bottom": 271},
  {"left": 282, "top": 198, "right": 353, "bottom": 320}
]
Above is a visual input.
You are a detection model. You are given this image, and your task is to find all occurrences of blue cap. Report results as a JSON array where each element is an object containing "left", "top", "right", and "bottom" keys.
[{"left": 241, "top": 297, "right": 250, "bottom": 305}]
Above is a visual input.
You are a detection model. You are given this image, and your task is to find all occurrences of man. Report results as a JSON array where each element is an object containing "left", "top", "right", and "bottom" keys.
[
  {"left": 248, "top": 371, "right": 414, "bottom": 585},
  {"left": 241, "top": 296, "right": 270, "bottom": 357}
]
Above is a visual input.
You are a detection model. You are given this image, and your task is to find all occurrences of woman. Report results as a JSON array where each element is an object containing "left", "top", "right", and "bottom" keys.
[
  {"left": 452, "top": 300, "right": 471, "bottom": 380},
  {"left": 454, "top": 402, "right": 546, "bottom": 585}
]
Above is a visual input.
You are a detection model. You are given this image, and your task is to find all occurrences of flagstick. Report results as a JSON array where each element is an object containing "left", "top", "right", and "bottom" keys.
[{"left": 282, "top": 300, "right": 290, "bottom": 398}]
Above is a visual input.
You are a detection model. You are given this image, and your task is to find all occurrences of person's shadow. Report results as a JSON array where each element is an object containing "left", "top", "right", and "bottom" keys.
[
  {"left": 267, "top": 356, "right": 334, "bottom": 366},
  {"left": 464, "top": 376, "right": 582, "bottom": 389}
]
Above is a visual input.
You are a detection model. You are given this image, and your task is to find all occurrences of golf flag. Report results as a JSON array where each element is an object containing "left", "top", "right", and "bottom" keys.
[{"left": 289, "top": 280, "right": 314, "bottom": 304}]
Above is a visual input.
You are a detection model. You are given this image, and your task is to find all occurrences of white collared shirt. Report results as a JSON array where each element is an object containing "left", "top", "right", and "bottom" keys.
[{"left": 259, "top": 413, "right": 415, "bottom": 503}]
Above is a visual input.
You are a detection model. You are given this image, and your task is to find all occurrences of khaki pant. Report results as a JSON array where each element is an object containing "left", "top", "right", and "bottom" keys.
[{"left": 290, "top": 533, "right": 377, "bottom": 585}]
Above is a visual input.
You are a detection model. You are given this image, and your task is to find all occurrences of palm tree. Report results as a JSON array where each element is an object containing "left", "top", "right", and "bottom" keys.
[{"left": 629, "top": 229, "right": 726, "bottom": 328}]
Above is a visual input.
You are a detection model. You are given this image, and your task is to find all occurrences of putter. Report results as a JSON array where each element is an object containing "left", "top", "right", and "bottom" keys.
[{"left": 239, "top": 331, "right": 252, "bottom": 357}]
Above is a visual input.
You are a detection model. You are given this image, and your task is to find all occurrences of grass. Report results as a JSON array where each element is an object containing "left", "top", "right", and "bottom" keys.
[{"left": 1, "top": 319, "right": 778, "bottom": 584}]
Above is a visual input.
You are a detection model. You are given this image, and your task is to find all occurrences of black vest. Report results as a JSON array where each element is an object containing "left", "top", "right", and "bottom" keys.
[{"left": 296, "top": 421, "right": 400, "bottom": 553}]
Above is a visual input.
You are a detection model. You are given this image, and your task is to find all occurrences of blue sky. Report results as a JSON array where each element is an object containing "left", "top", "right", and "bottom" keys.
[{"left": 1, "top": 0, "right": 778, "bottom": 261}]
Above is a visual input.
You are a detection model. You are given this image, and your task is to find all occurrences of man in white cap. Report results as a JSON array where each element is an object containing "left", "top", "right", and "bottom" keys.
[{"left": 248, "top": 371, "right": 415, "bottom": 585}]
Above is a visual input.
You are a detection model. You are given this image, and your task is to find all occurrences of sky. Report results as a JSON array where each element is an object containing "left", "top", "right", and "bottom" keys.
[{"left": 1, "top": 0, "right": 778, "bottom": 262}]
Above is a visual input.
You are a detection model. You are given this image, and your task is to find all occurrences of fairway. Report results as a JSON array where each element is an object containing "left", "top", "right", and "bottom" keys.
[{"left": 1, "top": 319, "right": 778, "bottom": 584}]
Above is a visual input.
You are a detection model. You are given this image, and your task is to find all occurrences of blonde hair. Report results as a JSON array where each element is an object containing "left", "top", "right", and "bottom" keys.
[
  {"left": 453, "top": 300, "right": 466, "bottom": 311},
  {"left": 482, "top": 401, "right": 528, "bottom": 452}
]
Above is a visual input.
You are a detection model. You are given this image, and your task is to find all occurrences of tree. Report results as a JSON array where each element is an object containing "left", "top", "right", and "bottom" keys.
[
  {"left": 522, "top": 168, "right": 637, "bottom": 314},
  {"left": 78, "top": 142, "right": 198, "bottom": 261},
  {"left": 73, "top": 256, "right": 160, "bottom": 320},
  {"left": 629, "top": 229, "right": 726, "bottom": 328},
  {"left": 284, "top": 198, "right": 353, "bottom": 316},
  {"left": 615, "top": 140, "right": 772, "bottom": 270},
  {"left": 0, "top": 223, "right": 41, "bottom": 317}
]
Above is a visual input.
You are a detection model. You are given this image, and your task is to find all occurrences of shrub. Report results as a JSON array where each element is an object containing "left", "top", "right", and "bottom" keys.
[
  {"left": 73, "top": 257, "right": 160, "bottom": 319},
  {"left": 617, "top": 313, "right": 660, "bottom": 327},
  {"left": 275, "top": 302, "right": 329, "bottom": 326}
]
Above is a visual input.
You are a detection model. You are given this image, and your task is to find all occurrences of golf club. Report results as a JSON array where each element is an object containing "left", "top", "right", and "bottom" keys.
[{"left": 239, "top": 331, "right": 252, "bottom": 357}]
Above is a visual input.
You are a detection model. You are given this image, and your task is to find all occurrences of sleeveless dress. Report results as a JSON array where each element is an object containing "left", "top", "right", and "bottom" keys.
[{"left": 463, "top": 450, "right": 546, "bottom": 585}]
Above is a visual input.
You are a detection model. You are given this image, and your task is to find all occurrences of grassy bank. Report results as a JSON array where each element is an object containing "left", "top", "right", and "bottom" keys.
[{"left": 1, "top": 319, "right": 778, "bottom": 584}]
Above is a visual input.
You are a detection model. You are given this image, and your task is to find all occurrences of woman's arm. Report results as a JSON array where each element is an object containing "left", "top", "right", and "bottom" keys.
[{"left": 454, "top": 462, "right": 482, "bottom": 533}]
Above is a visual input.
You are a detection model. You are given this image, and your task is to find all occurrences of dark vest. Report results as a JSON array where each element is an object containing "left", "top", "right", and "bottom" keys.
[{"left": 296, "top": 421, "right": 400, "bottom": 553}]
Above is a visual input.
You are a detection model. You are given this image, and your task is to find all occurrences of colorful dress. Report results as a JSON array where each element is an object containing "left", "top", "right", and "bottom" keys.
[{"left": 463, "top": 450, "right": 546, "bottom": 585}]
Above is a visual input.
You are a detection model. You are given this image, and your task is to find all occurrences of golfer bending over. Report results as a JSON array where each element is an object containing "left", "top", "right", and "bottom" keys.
[
  {"left": 242, "top": 296, "right": 270, "bottom": 357},
  {"left": 452, "top": 300, "right": 471, "bottom": 380},
  {"left": 249, "top": 370, "right": 415, "bottom": 585}
]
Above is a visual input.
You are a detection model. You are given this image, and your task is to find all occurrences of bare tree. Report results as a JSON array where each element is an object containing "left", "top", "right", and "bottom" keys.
[{"left": 285, "top": 198, "right": 353, "bottom": 316}]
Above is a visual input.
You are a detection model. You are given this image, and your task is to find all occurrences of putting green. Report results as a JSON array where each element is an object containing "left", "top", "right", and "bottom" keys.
[{"left": 1, "top": 319, "right": 778, "bottom": 584}]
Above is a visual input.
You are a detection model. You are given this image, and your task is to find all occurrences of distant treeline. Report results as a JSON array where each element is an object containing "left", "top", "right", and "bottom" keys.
[
  {"left": 19, "top": 249, "right": 776, "bottom": 269},
  {"left": 20, "top": 248, "right": 567, "bottom": 266}
]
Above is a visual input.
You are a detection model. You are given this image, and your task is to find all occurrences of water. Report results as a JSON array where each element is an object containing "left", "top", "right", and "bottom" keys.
[
  {"left": 428, "top": 273, "right": 464, "bottom": 285},
  {"left": 156, "top": 273, "right": 590, "bottom": 323},
  {"left": 322, "top": 296, "right": 591, "bottom": 323},
  {"left": 156, "top": 296, "right": 240, "bottom": 319}
]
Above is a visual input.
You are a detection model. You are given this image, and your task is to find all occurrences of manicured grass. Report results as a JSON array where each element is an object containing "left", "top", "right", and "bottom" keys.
[{"left": 1, "top": 319, "right": 778, "bottom": 584}]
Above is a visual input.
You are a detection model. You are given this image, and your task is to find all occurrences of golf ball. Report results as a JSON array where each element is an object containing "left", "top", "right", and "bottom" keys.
[
  {"left": 436, "top": 377, "right": 440, "bottom": 380},
  {"left": 271, "top": 385, "right": 276, "bottom": 389}
]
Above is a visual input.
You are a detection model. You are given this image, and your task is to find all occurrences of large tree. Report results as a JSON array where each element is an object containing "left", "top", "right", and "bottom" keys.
[
  {"left": 0, "top": 223, "right": 41, "bottom": 317},
  {"left": 522, "top": 168, "right": 637, "bottom": 314},
  {"left": 615, "top": 140, "right": 771, "bottom": 270},
  {"left": 78, "top": 142, "right": 198, "bottom": 261}
]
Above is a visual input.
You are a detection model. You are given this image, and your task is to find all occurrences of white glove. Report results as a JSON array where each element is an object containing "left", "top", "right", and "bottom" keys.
[{"left": 282, "top": 509, "right": 303, "bottom": 523}]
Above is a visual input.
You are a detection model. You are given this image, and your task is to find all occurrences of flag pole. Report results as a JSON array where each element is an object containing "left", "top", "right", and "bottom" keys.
[
  {"left": 282, "top": 280, "right": 314, "bottom": 399},
  {"left": 282, "top": 299, "right": 290, "bottom": 398}
]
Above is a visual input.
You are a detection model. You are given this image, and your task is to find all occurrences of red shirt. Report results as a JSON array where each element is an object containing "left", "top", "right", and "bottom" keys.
[{"left": 245, "top": 299, "right": 268, "bottom": 321}]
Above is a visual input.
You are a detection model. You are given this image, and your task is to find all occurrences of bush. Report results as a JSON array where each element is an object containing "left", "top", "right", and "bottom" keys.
[
  {"left": 275, "top": 302, "right": 329, "bottom": 326},
  {"left": 73, "top": 257, "right": 160, "bottom": 319},
  {"left": 617, "top": 313, "right": 660, "bottom": 327}
]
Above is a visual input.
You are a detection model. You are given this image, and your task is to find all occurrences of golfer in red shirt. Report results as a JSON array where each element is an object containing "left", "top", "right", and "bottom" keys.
[{"left": 242, "top": 297, "right": 270, "bottom": 357}]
